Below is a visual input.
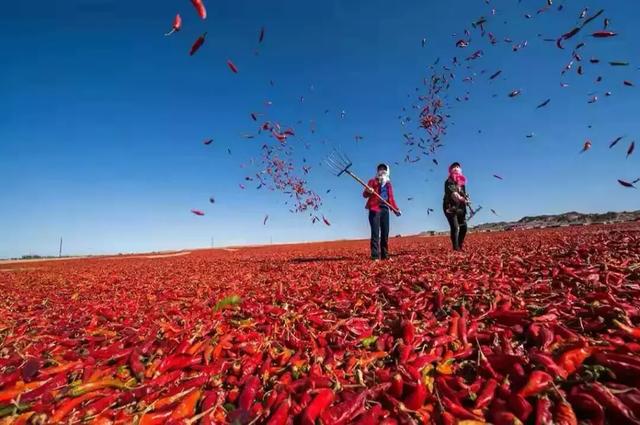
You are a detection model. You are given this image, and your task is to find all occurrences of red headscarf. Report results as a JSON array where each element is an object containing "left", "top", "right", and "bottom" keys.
[{"left": 449, "top": 163, "right": 467, "bottom": 186}]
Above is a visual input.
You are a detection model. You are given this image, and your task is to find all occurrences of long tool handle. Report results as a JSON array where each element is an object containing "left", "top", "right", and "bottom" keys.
[
  {"left": 345, "top": 170, "right": 400, "bottom": 214},
  {"left": 467, "top": 203, "right": 481, "bottom": 221}
]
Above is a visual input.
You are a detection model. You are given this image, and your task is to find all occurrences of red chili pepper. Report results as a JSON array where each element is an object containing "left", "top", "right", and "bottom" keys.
[
  {"left": 556, "top": 27, "right": 581, "bottom": 49},
  {"left": 300, "top": 389, "right": 334, "bottom": 425},
  {"left": 0, "top": 382, "right": 41, "bottom": 404},
  {"left": 40, "top": 360, "right": 83, "bottom": 377},
  {"left": 557, "top": 346, "right": 592, "bottom": 376},
  {"left": 509, "top": 392, "right": 534, "bottom": 422},
  {"left": 403, "top": 381, "right": 428, "bottom": 410},
  {"left": 567, "top": 392, "right": 604, "bottom": 425},
  {"left": 434, "top": 289, "right": 443, "bottom": 312},
  {"left": 592, "top": 30, "right": 617, "bottom": 37},
  {"left": 488, "top": 309, "right": 530, "bottom": 326},
  {"left": 82, "top": 393, "right": 120, "bottom": 418},
  {"left": 157, "top": 354, "right": 200, "bottom": 374},
  {"left": 554, "top": 400, "right": 578, "bottom": 425},
  {"left": 190, "top": 0, "right": 207, "bottom": 19},
  {"left": 88, "top": 414, "right": 113, "bottom": 425},
  {"left": 148, "top": 370, "right": 183, "bottom": 389},
  {"left": 486, "top": 353, "right": 526, "bottom": 377},
  {"left": 530, "top": 351, "right": 568, "bottom": 379},
  {"left": 0, "top": 370, "right": 21, "bottom": 389},
  {"left": 401, "top": 320, "right": 416, "bottom": 345},
  {"left": 68, "top": 379, "right": 130, "bottom": 397},
  {"left": 535, "top": 395, "right": 553, "bottom": 425},
  {"left": 264, "top": 390, "right": 279, "bottom": 412},
  {"left": 411, "top": 353, "right": 439, "bottom": 370},
  {"left": 432, "top": 335, "right": 455, "bottom": 347},
  {"left": 169, "top": 388, "right": 202, "bottom": 420},
  {"left": 442, "top": 397, "right": 482, "bottom": 420},
  {"left": 174, "top": 338, "right": 191, "bottom": 355},
  {"left": 227, "top": 59, "right": 239, "bottom": 74},
  {"left": 238, "top": 375, "right": 260, "bottom": 411},
  {"left": 129, "top": 348, "right": 145, "bottom": 380},
  {"left": 151, "top": 388, "right": 192, "bottom": 411},
  {"left": 586, "top": 382, "right": 640, "bottom": 425},
  {"left": 397, "top": 342, "right": 412, "bottom": 364},
  {"left": 468, "top": 378, "right": 483, "bottom": 395},
  {"left": 436, "top": 376, "right": 459, "bottom": 403},
  {"left": 201, "top": 394, "right": 226, "bottom": 425},
  {"left": 189, "top": 33, "right": 207, "bottom": 56},
  {"left": 91, "top": 345, "right": 131, "bottom": 361},
  {"left": 164, "top": 14, "right": 182, "bottom": 36},
  {"left": 477, "top": 349, "right": 500, "bottom": 380},
  {"left": 21, "top": 373, "right": 67, "bottom": 403},
  {"left": 458, "top": 306, "right": 469, "bottom": 345},
  {"left": 518, "top": 371, "right": 553, "bottom": 398},
  {"left": 266, "top": 399, "right": 290, "bottom": 425},
  {"left": 452, "top": 344, "right": 473, "bottom": 360},
  {"left": 474, "top": 378, "right": 497, "bottom": 409},
  {"left": 322, "top": 390, "right": 369, "bottom": 425},
  {"left": 437, "top": 410, "right": 457, "bottom": 425},
  {"left": 492, "top": 411, "right": 524, "bottom": 425},
  {"left": 449, "top": 313, "right": 459, "bottom": 339},
  {"left": 139, "top": 409, "right": 173, "bottom": 425},
  {"left": 593, "top": 352, "right": 640, "bottom": 379},
  {"left": 355, "top": 404, "right": 383, "bottom": 425},
  {"left": 617, "top": 391, "right": 640, "bottom": 416},
  {"left": 166, "top": 375, "right": 210, "bottom": 402},
  {"left": 50, "top": 391, "right": 102, "bottom": 423},
  {"left": 390, "top": 373, "right": 404, "bottom": 398}
]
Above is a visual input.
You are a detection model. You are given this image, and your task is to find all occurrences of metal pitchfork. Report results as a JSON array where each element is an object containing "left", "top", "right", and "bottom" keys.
[
  {"left": 467, "top": 204, "right": 482, "bottom": 221},
  {"left": 324, "top": 149, "right": 401, "bottom": 215}
]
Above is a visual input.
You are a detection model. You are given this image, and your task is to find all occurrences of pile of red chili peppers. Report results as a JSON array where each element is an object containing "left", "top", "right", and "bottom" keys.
[{"left": 1, "top": 224, "right": 639, "bottom": 424}]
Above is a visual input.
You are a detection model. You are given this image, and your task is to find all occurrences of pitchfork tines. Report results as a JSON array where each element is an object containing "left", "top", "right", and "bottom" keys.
[{"left": 324, "top": 149, "right": 353, "bottom": 176}]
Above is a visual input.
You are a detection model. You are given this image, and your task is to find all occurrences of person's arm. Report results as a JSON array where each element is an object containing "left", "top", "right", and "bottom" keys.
[{"left": 363, "top": 179, "right": 375, "bottom": 198}]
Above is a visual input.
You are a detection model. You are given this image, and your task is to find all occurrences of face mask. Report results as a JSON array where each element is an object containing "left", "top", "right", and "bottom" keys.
[{"left": 377, "top": 170, "right": 388, "bottom": 182}]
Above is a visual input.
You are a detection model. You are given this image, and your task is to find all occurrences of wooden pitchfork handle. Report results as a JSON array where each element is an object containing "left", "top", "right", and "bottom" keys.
[{"left": 344, "top": 170, "right": 401, "bottom": 215}]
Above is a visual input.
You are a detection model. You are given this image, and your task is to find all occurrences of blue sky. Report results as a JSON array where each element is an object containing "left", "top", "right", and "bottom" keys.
[{"left": 1, "top": 0, "right": 638, "bottom": 258}]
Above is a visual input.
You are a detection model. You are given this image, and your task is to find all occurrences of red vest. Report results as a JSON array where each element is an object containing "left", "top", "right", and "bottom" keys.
[{"left": 363, "top": 178, "right": 399, "bottom": 212}]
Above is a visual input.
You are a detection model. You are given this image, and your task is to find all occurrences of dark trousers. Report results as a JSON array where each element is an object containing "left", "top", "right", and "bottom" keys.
[
  {"left": 445, "top": 209, "right": 467, "bottom": 251},
  {"left": 369, "top": 208, "right": 390, "bottom": 259}
]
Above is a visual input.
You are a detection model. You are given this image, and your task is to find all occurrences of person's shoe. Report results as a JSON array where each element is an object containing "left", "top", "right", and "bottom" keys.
[{"left": 371, "top": 256, "right": 380, "bottom": 261}]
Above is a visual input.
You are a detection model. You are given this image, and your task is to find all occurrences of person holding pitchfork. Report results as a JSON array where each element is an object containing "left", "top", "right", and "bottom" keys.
[
  {"left": 443, "top": 162, "right": 470, "bottom": 251},
  {"left": 363, "top": 163, "right": 402, "bottom": 260}
]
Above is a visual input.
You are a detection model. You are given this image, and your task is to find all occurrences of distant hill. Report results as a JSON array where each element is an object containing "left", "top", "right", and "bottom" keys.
[{"left": 420, "top": 210, "right": 640, "bottom": 235}]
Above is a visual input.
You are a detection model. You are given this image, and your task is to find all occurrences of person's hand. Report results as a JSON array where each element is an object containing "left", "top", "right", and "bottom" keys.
[
  {"left": 365, "top": 186, "right": 375, "bottom": 195},
  {"left": 395, "top": 210, "right": 402, "bottom": 217}
]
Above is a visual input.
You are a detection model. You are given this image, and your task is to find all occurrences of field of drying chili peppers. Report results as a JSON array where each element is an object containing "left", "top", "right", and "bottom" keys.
[{"left": 1, "top": 224, "right": 640, "bottom": 425}]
